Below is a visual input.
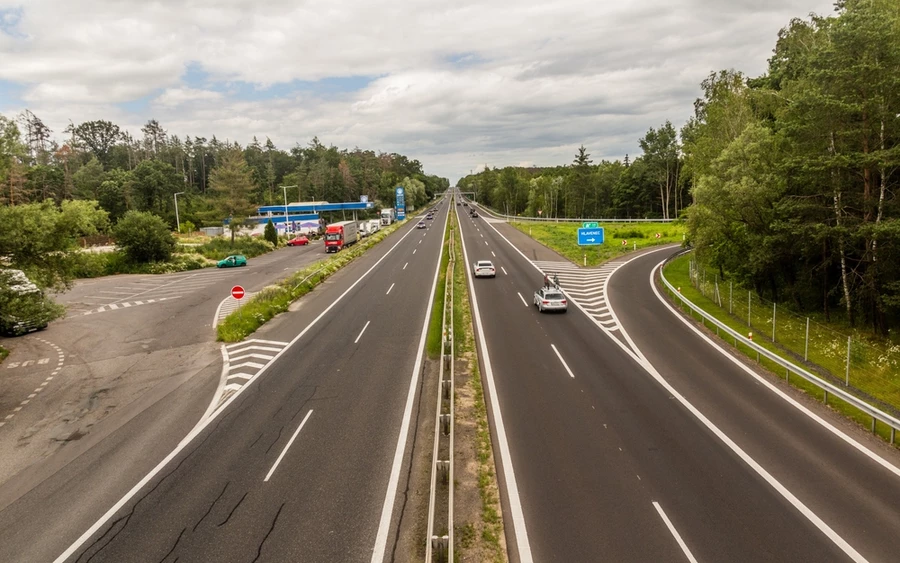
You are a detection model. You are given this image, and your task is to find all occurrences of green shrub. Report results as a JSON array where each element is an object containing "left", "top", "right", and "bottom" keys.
[
  {"left": 610, "top": 228, "right": 646, "bottom": 239},
  {"left": 113, "top": 211, "right": 176, "bottom": 263},
  {"left": 264, "top": 219, "right": 278, "bottom": 246},
  {"left": 179, "top": 220, "right": 196, "bottom": 235}
]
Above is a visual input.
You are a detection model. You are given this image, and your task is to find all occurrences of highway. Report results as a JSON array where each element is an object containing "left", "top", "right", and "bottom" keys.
[
  {"left": 456, "top": 198, "right": 900, "bottom": 562},
  {"left": 0, "top": 202, "right": 449, "bottom": 562}
]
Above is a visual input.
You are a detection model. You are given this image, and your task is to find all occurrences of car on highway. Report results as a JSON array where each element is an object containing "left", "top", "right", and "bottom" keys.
[
  {"left": 217, "top": 254, "right": 248, "bottom": 268},
  {"left": 471, "top": 211, "right": 479, "bottom": 218},
  {"left": 473, "top": 260, "right": 496, "bottom": 278},
  {"left": 286, "top": 235, "right": 310, "bottom": 246},
  {"left": 534, "top": 287, "right": 567, "bottom": 313},
  {"left": 417, "top": 221, "right": 427, "bottom": 229}
]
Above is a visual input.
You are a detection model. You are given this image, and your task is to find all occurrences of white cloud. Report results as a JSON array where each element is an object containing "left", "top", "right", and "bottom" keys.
[{"left": 0, "top": 0, "right": 837, "bottom": 181}]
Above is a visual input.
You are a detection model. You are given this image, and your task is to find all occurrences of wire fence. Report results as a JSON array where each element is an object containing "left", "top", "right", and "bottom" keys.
[{"left": 689, "top": 259, "right": 900, "bottom": 414}]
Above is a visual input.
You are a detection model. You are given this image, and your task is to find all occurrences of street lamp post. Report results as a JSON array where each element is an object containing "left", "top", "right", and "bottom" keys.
[
  {"left": 280, "top": 185, "right": 298, "bottom": 235},
  {"left": 174, "top": 192, "right": 185, "bottom": 234}
]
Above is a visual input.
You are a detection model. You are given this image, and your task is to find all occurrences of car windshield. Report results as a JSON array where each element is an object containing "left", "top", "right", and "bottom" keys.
[
  {"left": 477, "top": 262, "right": 492, "bottom": 267},
  {"left": 545, "top": 293, "right": 563, "bottom": 300}
]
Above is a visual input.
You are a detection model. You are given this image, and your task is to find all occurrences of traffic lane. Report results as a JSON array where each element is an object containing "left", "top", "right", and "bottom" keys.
[
  {"left": 0, "top": 346, "right": 220, "bottom": 563},
  {"left": 456, "top": 214, "right": 677, "bottom": 561},
  {"left": 458, "top": 215, "right": 846, "bottom": 562},
  {"left": 609, "top": 250, "right": 900, "bottom": 561},
  {"left": 57, "top": 216, "right": 446, "bottom": 562}
]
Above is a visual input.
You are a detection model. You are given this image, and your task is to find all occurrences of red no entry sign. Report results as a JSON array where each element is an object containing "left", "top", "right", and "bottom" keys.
[{"left": 231, "top": 285, "right": 245, "bottom": 299}]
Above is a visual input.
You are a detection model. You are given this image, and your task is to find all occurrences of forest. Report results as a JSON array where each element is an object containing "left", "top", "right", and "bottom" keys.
[
  {"left": 0, "top": 114, "right": 449, "bottom": 228},
  {"left": 458, "top": 0, "right": 899, "bottom": 336}
]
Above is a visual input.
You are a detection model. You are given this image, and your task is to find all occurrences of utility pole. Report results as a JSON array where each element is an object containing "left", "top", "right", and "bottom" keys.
[{"left": 174, "top": 192, "right": 185, "bottom": 233}]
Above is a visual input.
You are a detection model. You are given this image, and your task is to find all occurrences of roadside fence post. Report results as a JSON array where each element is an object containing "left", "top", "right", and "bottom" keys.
[
  {"left": 748, "top": 291, "right": 752, "bottom": 327},
  {"left": 772, "top": 302, "right": 776, "bottom": 342},
  {"left": 845, "top": 336, "right": 851, "bottom": 386},
  {"left": 804, "top": 318, "right": 809, "bottom": 361}
]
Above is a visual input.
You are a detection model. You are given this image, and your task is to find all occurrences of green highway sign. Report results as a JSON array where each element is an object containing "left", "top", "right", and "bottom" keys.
[{"left": 582, "top": 222, "right": 599, "bottom": 228}]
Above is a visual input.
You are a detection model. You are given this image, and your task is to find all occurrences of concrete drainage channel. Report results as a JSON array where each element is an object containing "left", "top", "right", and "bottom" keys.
[{"left": 426, "top": 230, "right": 456, "bottom": 562}]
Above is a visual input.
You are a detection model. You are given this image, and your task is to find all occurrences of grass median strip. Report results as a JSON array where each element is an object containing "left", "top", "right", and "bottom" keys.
[
  {"left": 216, "top": 222, "right": 406, "bottom": 342},
  {"left": 452, "top": 210, "right": 507, "bottom": 562},
  {"left": 426, "top": 218, "right": 452, "bottom": 358}
]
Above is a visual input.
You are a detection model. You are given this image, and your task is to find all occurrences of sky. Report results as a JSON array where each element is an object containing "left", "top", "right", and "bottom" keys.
[{"left": 0, "top": 0, "right": 837, "bottom": 183}]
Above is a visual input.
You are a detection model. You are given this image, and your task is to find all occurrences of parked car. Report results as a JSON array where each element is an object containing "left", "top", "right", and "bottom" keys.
[
  {"left": 533, "top": 287, "right": 567, "bottom": 313},
  {"left": 473, "top": 260, "right": 496, "bottom": 278},
  {"left": 217, "top": 254, "right": 248, "bottom": 268},
  {"left": 286, "top": 235, "right": 309, "bottom": 246}
]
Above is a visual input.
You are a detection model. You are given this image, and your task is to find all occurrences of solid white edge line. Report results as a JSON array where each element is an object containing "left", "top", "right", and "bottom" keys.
[
  {"left": 649, "top": 259, "right": 900, "bottom": 480},
  {"left": 386, "top": 282, "right": 395, "bottom": 295},
  {"left": 355, "top": 320, "right": 371, "bottom": 344},
  {"left": 264, "top": 409, "right": 314, "bottom": 482},
  {"left": 55, "top": 218, "right": 424, "bottom": 563},
  {"left": 619, "top": 261, "right": 868, "bottom": 562},
  {"left": 652, "top": 501, "right": 698, "bottom": 563},
  {"left": 550, "top": 344, "right": 575, "bottom": 378},
  {"left": 198, "top": 346, "right": 230, "bottom": 423},
  {"left": 517, "top": 292, "right": 529, "bottom": 307},
  {"left": 455, "top": 203, "right": 534, "bottom": 562},
  {"left": 370, "top": 205, "right": 449, "bottom": 562}
]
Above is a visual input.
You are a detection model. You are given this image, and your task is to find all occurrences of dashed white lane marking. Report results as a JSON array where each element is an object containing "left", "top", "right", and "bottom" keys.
[
  {"left": 83, "top": 296, "right": 180, "bottom": 315},
  {"left": 386, "top": 283, "right": 395, "bottom": 295},
  {"left": 653, "top": 502, "right": 698, "bottom": 563},
  {"left": 404, "top": 262, "right": 408, "bottom": 270},
  {"left": 501, "top": 267, "right": 508, "bottom": 275},
  {"left": 264, "top": 410, "right": 314, "bottom": 482},
  {"left": 551, "top": 344, "right": 576, "bottom": 379},
  {"left": 413, "top": 249, "right": 417, "bottom": 255},
  {"left": 355, "top": 321, "right": 371, "bottom": 344},
  {"left": 484, "top": 241, "right": 489, "bottom": 246},
  {"left": 517, "top": 292, "right": 529, "bottom": 307},
  {"left": 491, "top": 251, "right": 496, "bottom": 257},
  {"left": 0, "top": 338, "right": 65, "bottom": 429}
]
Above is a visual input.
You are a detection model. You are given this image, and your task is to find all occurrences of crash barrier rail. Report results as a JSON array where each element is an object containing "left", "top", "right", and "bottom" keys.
[
  {"left": 496, "top": 214, "right": 677, "bottom": 223},
  {"left": 660, "top": 250, "right": 900, "bottom": 444},
  {"left": 426, "top": 231, "right": 455, "bottom": 562}
]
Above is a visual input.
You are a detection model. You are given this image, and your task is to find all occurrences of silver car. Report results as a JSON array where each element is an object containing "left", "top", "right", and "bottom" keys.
[{"left": 533, "top": 287, "right": 567, "bottom": 313}]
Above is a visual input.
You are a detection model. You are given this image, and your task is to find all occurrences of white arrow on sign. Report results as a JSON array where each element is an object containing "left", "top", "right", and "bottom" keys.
[{"left": 587, "top": 238, "right": 595, "bottom": 242}]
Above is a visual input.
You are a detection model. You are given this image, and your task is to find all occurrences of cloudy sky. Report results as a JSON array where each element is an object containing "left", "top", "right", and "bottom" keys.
[{"left": 0, "top": 0, "right": 836, "bottom": 182}]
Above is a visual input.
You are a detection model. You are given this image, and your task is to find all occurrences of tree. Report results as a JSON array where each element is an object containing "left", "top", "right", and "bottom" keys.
[
  {"left": 68, "top": 120, "right": 122, "bottom": 167},
  {"left": 639, "top": 122, "right": 680, "bottom": 219},
  {"left": 264, "top": 219, "right": 278, "bottom": 246},
  {"left": 209, "top": 149, "right": 256, "bottom": 243},
  {"left": 113, "top": 211, "right": 176, "bottom": 263},
  {"left": 0, "top": 200, "right": 109, "bottom": 290},
  {"left": 130, "top": 159, "right": 182, "bottom": 219}
]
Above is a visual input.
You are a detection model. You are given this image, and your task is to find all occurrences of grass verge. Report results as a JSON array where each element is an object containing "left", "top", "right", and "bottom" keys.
[
  {"left": 216, "top": 222, "right": 407, "bottom": 342},
  {"left": 426, "top": 218, "right": 452, "bottom": 358},
  {"left": 662, "top": 253, "right": 900, "bottom": 445},
  {"left": 452, "top": 209, "right": 507, "bottom": 562},
  {"left": 509, "top": 220, "right": 684, "bottom": 267}
]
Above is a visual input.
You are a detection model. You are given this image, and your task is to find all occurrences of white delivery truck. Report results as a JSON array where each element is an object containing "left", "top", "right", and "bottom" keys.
[
  {"left": 380, "top": 208, "right": 395, "bottom": 226},
  {"left": 368, "top": 219, "right": 380, "bottom": 234}
]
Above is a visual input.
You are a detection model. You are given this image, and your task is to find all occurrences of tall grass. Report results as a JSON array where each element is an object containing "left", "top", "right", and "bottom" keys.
[{"left": 510, "top": 221, "right": 684, "bottom": 266}]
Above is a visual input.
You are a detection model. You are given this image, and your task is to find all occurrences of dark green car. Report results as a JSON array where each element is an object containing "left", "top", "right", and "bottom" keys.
[{"left": 217, "top": 255, "right": 247, "bottom": 268}]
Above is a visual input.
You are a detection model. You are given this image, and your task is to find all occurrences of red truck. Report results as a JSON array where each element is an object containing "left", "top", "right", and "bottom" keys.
[{"left": 324, "top": 220, "right": 359, "bottom": 253}]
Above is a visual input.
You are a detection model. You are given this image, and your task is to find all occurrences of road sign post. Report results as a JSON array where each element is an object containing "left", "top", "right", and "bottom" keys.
[
  {"left": 577, "top": 227, "right": 604, "bottom": 246},
  {"left": 232, "top": 285, "right": 245, "bottom": 318}
]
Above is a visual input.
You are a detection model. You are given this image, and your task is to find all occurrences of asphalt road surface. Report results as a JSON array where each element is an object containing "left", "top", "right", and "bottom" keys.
[
  {"left": 456, "top": 197, "right": 900, "bottom": 563},
  {"left": 0, "top": 203, "right": 449, "bottom": 562}
]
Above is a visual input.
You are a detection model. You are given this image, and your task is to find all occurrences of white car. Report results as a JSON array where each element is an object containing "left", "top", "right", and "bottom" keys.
[
  {"left": 473, "top": 260, "right": 496, "bottom": 278},
  {"left": 534, "top": 287, "right": 567, "bottom": 313}
]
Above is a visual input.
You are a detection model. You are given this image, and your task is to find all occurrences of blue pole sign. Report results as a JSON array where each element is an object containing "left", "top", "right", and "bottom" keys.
[
  {"left": 577, "top": 227, "right": 604, "bottom": 246},
  {"left": 395, "top": 186, "right": 406, "bottom": 220}
]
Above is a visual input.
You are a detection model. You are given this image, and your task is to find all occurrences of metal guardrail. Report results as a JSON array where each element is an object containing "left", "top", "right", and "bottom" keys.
[
  {"left": 426, "top": 228, "right": 455, "bottom": 562},
  {"left": 660, "top": 251, "right": 900, "bottom": 444},
  {"left": 459, "top": 200, "right": 676, "bottom": 224}
]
